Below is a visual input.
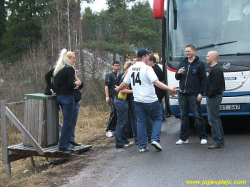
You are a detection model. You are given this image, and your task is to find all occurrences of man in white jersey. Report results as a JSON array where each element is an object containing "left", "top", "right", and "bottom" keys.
[{"left": 115, "top": 48, "right": 179, "bottom": 152}]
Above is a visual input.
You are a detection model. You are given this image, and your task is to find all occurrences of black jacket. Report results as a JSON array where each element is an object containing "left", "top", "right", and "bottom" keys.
[
  {"left": 104, "top": 71, "right": 119, "bottom": 97},
  {"left": 152, "top": 64, "right": 164, "bottom": 101},
  {"left": 175, "top": 56, "right": 206, "bottom": 95},
  {"left": 205, "top": 64, "right": 225, "bottom": 98},
  {"left": 45, "top": 67, "right": 84, "bottom": 101}
]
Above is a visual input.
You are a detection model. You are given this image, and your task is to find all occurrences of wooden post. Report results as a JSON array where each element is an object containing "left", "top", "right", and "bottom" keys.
[
  {"left": 1, "top": 100, "right": 11, "bottom": 178},
  {"left": 30, "top": 157, "right": 36, "bottom": 171}
]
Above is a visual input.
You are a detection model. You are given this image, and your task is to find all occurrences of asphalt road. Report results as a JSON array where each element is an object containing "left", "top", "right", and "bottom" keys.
[{"left": 64, "top": 116, "right": 250, "bottom": 187}]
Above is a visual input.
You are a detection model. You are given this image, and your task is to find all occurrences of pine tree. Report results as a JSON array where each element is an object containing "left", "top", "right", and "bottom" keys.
[
  {"left": 0, "top": 0, "right": 7, "bottom": 55},
  {"left": 81, "top": 0, "right": 161, "bottom": 59},
  {"left": 1, "top": 0, "right": 48, "bottom": 63}
]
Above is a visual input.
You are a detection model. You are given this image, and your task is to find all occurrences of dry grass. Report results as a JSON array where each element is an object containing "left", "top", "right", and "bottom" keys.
[{"left": 0, "top": 106, "right": 114, "bottom": 187}]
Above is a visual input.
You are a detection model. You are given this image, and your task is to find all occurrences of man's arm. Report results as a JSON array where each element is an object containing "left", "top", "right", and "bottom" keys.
[
  {"left": 199, "top": 62, "right": 207, "bottom": 95},
  {"left": 154, "top": 80, "right": 179, "bottom": 93},
  {"left": 104, "top": 73, "right": 111, "bottom": 104},
  {"left": 105, "top": 85, "right": 110, "bottom": 104},
  {"left": 175, "top": 62, "right": 185, "bottom": 80},
  {"left": 115, "top": 82, "right": 129, "bottom": 93},
  {"left": 197, "top": 62, "right": 207, "bottom": 102}
]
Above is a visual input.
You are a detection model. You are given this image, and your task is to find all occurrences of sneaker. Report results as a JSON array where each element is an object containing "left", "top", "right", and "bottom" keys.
[
  {"left": 201, "top": 139, "right": 207, "bottom": 145},
  {"left": 135, "top": 140, "right": 139, "bottom": 145},
  {"left": 139, "top": 147, "right": 148, "bottom": 153},
  {"left": 208, "top": 144, "right": 222, "bottom": 149},
  {"left": 124, "top": 141, "right": 134, "bottom": 147},
  {"left": 151, "top": 141, "right": 162, "bottom": 151},
  {"left": 176, "top": 139, "right": 189, "bottom": 145},
  {"left": 106, "top": 130, "right": 114, "bottom": 138},
  {"left": 165, "top": 114, "right": 171, "bottom": 118}
]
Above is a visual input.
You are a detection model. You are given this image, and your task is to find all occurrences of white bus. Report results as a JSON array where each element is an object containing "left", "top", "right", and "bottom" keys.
[{"left": 153, "top": 0, "right": 250, "bottom": 118}]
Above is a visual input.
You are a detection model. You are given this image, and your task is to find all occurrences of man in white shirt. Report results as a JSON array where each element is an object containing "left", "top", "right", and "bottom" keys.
[{"left": 115, "top": 48, "right": 179, "bottom": 152}]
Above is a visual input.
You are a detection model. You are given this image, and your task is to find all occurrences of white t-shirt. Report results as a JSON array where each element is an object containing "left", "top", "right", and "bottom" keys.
[{"left": 123, "top": 62, "right": 158, "bottom": 103}]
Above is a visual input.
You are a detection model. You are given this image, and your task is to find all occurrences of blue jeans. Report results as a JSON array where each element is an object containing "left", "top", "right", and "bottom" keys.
[
  {"left": 135, "top": 101, "right": 162, "bottom": 149},
  {"left": 161, "top": 101, "right": 165, "bottom": 120},
  {"left": 178, "top": 94, "right": 207, "bottom": 141},
  {"left": 57, "top": 95, "right": 75, "bottom": 149},
  {"left": 128, "top": 99, "right": 138, "bottom": 141},
  {"left": 71, "top": 101, "right": 80, "bottom": 142},
  {"left": 114, "top": 98, "right": 130, "bottom": 148},
  {"left": 146, "top": 116, "right": 152, "bottom": 140},
  {"left": 207, "top": 95, "right": 225, "bottom": 145}
]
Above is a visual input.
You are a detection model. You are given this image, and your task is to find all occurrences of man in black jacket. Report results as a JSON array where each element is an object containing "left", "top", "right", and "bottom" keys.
[
  {"left": 104, "top": 61, "right": 120, "bottom": 137},
  {"left": 205, "top": 51, "right": 225, "bottom": 149},
  {"left": 175, "top": 44, "right": 208, "bottom": 145}
]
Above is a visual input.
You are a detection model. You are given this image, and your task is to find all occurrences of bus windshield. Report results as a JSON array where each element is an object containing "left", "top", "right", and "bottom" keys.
[{"left": 169, "top": 0, "right": 250, "bottom": 59}]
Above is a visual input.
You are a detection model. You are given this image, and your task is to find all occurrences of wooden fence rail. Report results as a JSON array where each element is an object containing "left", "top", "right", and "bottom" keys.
[
  {"left": 1, "top": 99, "right": 92, "bottom": 178},
  {"left": 1, "top": 100, "right": 44, "bottom": 178}
]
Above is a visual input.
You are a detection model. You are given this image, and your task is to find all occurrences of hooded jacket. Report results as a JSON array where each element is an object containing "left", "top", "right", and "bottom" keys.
[{"left": 175, "top": 56, "right": 206, "bottom": 95}]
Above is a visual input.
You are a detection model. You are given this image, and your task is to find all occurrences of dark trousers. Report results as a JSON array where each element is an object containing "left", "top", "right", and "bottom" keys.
[
  {"left": 207, "top": 95, "right": 225, "bottom": 145},
  {"left": 106, "top": 97, "right": 117, "bottom": 131},
  {"left": 178, "top": 94, "right": 208, "bottom": 140}
]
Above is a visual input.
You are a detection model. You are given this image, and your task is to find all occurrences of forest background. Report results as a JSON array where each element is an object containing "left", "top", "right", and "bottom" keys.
[
  {"left": 0, "top": 0, "right": 162, "bottom": 106},
  {"left": 0, "top": 0, "right": 162, "bottom": 184}
]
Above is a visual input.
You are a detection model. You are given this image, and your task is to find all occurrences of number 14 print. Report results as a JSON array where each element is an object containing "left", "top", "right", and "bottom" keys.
[{"left": 131, "top": 72, "right": 142, "bottom": 86}]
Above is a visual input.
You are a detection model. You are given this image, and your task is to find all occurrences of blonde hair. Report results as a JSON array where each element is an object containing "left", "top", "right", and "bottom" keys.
[
  {"left": 53, "top": 49, "right": 75, "bottom": 76},
  {"left": 122, "top": 61, "right": 133, "bottom": 78}
]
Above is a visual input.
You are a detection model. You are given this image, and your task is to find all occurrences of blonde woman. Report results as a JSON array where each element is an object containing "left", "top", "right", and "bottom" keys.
[
  {"left": 114, "top": 61, "right": 136, "bottom": 148},
  {"left": 53, "top": 49, "right": 82, "bottom": 151}
]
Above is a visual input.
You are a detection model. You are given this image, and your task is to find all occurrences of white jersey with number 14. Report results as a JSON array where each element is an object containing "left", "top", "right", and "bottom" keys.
[{"left": 123, "top": 62, "right": 158, "bottom": 103}]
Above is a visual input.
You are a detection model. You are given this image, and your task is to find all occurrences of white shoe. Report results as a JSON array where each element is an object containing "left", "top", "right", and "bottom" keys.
[
  {"left": 106, "top": 130, "right": 113, "bottom": 138},
  {"left": 139, "top": 147, "right": 148, "bottom": 153},
  {"left": 124, "top": 141, "right": 134, "bottom": 147},
  {"left": 151, "top": 141, "right": 162, "bottom": 151},
  {"left": 201, "top": 139, "right": 207, "bottom": 145},
  {"left": 176, "top": 139, "right": 189, "bottom": 145}
]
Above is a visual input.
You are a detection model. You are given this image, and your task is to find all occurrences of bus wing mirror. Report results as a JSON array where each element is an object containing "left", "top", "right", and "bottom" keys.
[{"left": 153, "top": 0, "right": 165, "bottom": 19}]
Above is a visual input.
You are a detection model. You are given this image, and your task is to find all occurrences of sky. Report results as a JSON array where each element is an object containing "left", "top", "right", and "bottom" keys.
[{"left": 81, "top": 0, "right": 154, "bottom": 13}]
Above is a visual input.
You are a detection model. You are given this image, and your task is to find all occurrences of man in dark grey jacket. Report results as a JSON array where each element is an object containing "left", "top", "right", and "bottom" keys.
[{"left": 175, "top": 44, "right": 208, "bottom": 145}]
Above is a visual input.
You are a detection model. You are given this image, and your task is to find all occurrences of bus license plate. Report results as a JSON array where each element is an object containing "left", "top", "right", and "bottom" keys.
[{"left": 219, "top": 104, "right": 240, "bottom": 110}]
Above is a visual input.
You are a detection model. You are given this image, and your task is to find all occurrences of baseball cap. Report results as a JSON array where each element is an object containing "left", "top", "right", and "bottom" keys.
[{"left": 137, "top": 48, "right": 153, "bottom": 58}]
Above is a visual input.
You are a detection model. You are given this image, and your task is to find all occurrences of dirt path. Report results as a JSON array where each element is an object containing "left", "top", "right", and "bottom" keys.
[{"left": 61, "top": 140, "right": 137, "bottom": 187}]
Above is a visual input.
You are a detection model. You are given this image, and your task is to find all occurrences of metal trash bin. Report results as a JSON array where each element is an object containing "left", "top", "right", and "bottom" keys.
[{"left": 23, "top": 93, "right": 59, "bottom": 147}]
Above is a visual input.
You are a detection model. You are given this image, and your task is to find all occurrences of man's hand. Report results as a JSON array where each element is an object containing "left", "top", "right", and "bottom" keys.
[
  {"left": 197, "top": 94, "right": 203, "bottom": 102},
  {"left": 170, "top": 87, "right": 180, "bottom": 96},
  {"left": 178, "top": 67, "right": 185, "bottom": 74},
  {"left": 106, "top": 97, "right": 110, "bottom": 105},
  {"left": 114, "top": 85, "right": 120, "bottom": 92}
]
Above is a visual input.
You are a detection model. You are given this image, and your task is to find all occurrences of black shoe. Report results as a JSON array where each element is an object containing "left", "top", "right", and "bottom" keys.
[
  {"left": 59, "top": 147, "right": 74, "bottom": 152},
  {"left": 135, "top": 140, "right": 139, "bottom": 145},
  {"left": 70, "top": 141, "right": 82, "bottom": 146},
  {"left": 208, "top": 144, "right": 222, "bottom": 149}
]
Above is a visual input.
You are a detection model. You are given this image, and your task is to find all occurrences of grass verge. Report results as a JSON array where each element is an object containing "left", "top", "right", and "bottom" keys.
[{"left": 0, "top": 106, "right": 114, "bottom": 187}]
